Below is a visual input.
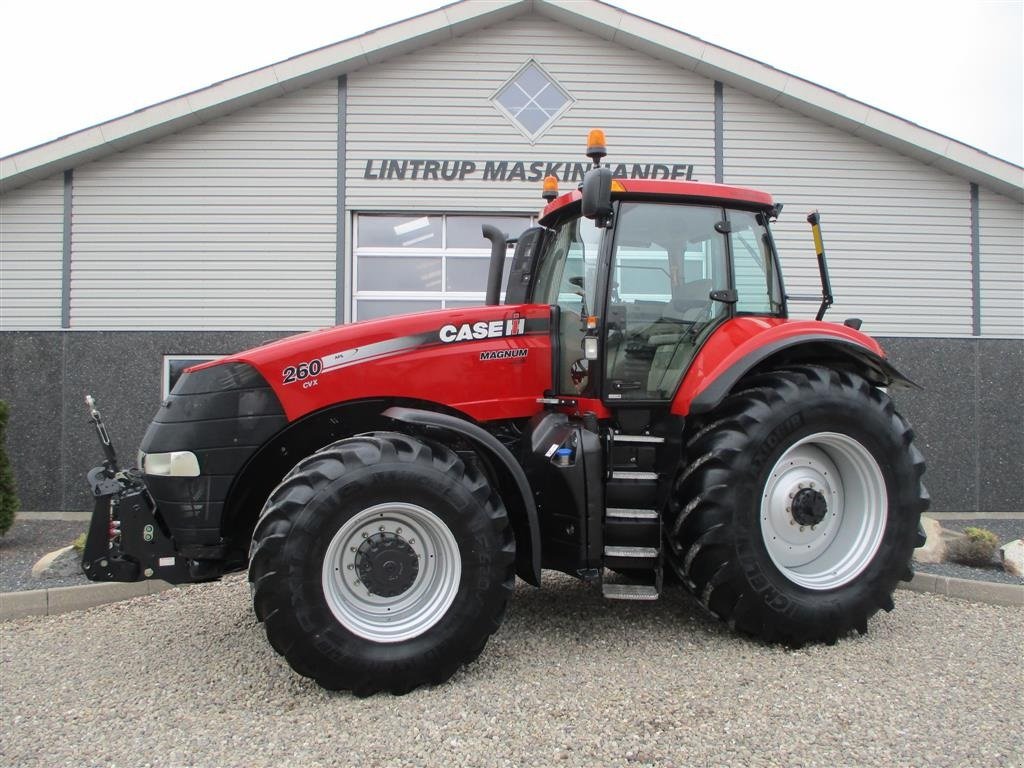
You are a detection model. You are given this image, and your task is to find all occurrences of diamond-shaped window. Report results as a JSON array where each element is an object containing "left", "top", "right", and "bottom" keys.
[{"left": 492, "top": 60, "right": 573, "bottom": 141}]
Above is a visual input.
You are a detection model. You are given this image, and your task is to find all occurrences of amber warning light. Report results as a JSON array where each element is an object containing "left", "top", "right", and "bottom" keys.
[
  {"left": 586, "top": 129, "right": 607, "bottom": 163},
  {"left": 541, "top": 175, "right": 559, "bottom": 201}
]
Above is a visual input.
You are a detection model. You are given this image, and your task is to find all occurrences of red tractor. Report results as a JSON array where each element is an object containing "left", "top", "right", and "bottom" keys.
[{"left": 83, "top": 131, "right": 928, "bottom": 695}]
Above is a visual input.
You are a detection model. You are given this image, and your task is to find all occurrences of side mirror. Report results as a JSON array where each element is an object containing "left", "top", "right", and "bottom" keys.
[{"left": 581, "top": 166, "right": 613, "bottom": 225}]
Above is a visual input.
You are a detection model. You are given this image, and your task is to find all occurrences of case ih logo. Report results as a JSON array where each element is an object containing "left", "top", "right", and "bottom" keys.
[{"left": 439, "top": 319, "right": 526, "bottom": 343}]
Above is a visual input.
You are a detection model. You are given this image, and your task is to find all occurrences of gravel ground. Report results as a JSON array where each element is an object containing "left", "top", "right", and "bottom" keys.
[
  {"left": 3, "top": 516, "right": 1021, "bottom": 595},
  {"left": 0, "top": 519, "right": 88, "bottom": 592},
  {"left": 2, "top": 574, "right": 1021, "bottom": 768}
]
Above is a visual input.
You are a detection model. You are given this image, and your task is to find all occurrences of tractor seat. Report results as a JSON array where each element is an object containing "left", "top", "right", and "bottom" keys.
[
  {"left": 665, "top": 279, "right": 714, "bottom": 321},
  {"left": 645, "top": 280, "right": 714, "bottom": 394}
]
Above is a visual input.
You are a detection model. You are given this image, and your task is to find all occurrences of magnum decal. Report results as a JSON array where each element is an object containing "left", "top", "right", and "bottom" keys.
[{"left": 480, "top": 349, "right": 529, "bottom": 361}]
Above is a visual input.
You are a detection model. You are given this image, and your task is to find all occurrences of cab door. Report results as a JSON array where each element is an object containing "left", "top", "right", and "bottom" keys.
[{"left": 601, "top": 202, "right": 731, "bottom": 404}]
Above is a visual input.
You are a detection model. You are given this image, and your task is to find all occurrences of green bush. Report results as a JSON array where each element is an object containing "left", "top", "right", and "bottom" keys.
[
  {"left": 948, "top": 526, "right": 999, "bottom": 567},
  {"left": 0, "top": 400, "right": 18, "bottom": 536}
]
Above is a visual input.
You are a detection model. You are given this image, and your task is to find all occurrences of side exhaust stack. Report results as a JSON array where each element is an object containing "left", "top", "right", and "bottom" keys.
[{"left": 482, "top": 224, "right": 507, "bottom": 306}]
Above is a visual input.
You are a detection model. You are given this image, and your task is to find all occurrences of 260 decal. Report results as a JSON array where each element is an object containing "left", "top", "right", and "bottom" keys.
[{"left": 282, "top": 358, "right": 323, "bottom": 384}]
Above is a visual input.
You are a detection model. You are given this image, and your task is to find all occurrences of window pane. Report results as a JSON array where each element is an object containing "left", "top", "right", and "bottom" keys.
[
  {"left": 446, "top": 257, "right": 491, "bottom": 292},
  {"left": 358, "top": 215, "right": 442, "bottom": 248},
  {"left": 446, "top": 259, "right": 515, "bottom": 294},
  {"left": 356, "top": 300, "right": 440, "bottom": 321},
  {"left": 729, "top": 211, "right": 782, "bottom": 314},
  {"left": 447, "top": 216, "right": 532, "bottom": 249},
  {"left": 516, "top": 64, "right": 550, "bottom": 95},
  {"left": 516, "top": 107, "right": 549, "bottom": 134},
  {"left": 616, "top": 250, "right": 671, "bottom": 301},
  {"left": 531, "top": 216, "right": 603, "bottom": 395},
  {"left": 445, "top": 300, "right": 486, "bottom": 309},
  {"left": 358, "top": 256, "right": 441, "bottom": 291},
  {"left": 496, "top": 87, "right": 530, "bottom": 113},
  {"left": 535, "top": 86, "right": 569, "bottom": 112}
]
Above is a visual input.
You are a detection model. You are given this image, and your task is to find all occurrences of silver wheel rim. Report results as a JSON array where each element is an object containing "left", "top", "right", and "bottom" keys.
[
  {"left": 760, "top": 431, "right": 887, "bottom": 590},
  {"left": 321, "top": 502, "right": 461, "bottom": 643}
]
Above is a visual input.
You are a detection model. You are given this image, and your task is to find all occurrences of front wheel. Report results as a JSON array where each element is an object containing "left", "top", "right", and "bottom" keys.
[
  {"left": 248, "top": 432, "right": 515, "bottom": 694},
  {"left": 668, "top": 366, "right": 929, "bottom": 645}
]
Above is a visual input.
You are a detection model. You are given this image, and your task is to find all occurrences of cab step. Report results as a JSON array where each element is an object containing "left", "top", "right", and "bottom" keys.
[
  {"left": 602, "top": 583, "right": 659, "bottom": 600},
  {"left": 609, "top": 470, "right": 658, "bottom": 481},
  {"left": 611, "top": 434, "right": 665, "bottom": 444},
  {"left": 605, "top": 507, "right": 658, "bottom": 519},
  {"left": 604, "top": 545, "right": 658, "bottom": 559}
]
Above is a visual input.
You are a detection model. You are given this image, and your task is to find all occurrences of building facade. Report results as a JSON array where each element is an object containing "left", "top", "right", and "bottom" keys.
[{"left": 1, "top": 0, "right": 1022, "bottom": 512}]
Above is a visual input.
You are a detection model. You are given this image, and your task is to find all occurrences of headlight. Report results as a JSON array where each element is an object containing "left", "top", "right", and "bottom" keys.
[{"left": 141, "top": 451, "right": 200, "bottom": 477}]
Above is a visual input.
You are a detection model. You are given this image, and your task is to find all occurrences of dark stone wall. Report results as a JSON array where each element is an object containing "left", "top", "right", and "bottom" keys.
[
  {"left": 0, "top": 331, "right": 291, "bottom": 512},
  {"left": 0, "top": 331, "right": 1021, "bottom": 513},
  {"left": 877, "top": 337, "right": 1023, "bottom": 513}
]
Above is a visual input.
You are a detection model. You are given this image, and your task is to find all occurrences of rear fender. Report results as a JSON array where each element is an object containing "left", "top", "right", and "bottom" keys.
[
  {"left": 383, "top": 406, "right": 542, "bottom": 587},
  {"left": 673, "top": 319, "right": 918, "bottom": 417}
]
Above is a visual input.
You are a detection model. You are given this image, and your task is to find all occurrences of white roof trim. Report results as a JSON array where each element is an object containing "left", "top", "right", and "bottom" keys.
[{"left": 2, "top": 0, "right": 1021, "bottom": 201}]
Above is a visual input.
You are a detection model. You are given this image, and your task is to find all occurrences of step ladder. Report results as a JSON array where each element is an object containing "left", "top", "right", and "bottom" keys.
[{"left": 601, "top": 431, "right": 664, "bottom": 601}]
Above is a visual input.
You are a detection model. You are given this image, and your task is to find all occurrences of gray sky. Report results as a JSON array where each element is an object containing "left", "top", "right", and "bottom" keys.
[{"left": 1, "top": 0, "right": 1021, "bottom": 165}]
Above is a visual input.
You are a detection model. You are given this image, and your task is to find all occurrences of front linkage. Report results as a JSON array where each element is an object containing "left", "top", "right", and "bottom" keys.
[{"left": 81, "top": 396, "right": 192, "bottom": 584}]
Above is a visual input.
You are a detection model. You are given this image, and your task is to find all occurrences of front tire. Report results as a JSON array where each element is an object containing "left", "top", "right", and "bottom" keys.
[
  {"left": 248, "top": 432, "right": 515, "bottom": 694},
  {"left": 668, "top": 366, "right": 929, "bottom": 645}
]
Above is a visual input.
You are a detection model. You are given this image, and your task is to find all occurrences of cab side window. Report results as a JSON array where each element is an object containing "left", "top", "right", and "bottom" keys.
[
  {"left": 729, "top": 211, "right": 783, "bottom": 315},
  {"left": 533, "top": 216, "right": 603, "bottom": 394}
]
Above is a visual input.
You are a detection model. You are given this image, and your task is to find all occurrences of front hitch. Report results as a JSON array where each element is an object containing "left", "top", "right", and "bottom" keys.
[{"left": 81, "top": 396, "right": 192, "bottom": 584}]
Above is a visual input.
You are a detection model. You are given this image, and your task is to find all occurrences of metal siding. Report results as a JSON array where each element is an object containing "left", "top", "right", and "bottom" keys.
[
  {"left": 723, "top": 86, "right": 973, "bottom": 337},
  {"left": 346, "top": 14, "right": 715, "bottom": 211},
  {"left": 0, "top": 175, "right": 64, "bottom": 330},
  {"left": 979, "top": 189, "right": 1024, "bottom": 338},
  {"left": 69, "top": 81, "right": 338, "bottom": 330}
]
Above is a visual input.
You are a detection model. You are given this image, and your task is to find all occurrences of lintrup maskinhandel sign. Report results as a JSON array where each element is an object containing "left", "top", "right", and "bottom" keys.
[{"left": 362, "top": 159, "right": 696, "bottom": 182}]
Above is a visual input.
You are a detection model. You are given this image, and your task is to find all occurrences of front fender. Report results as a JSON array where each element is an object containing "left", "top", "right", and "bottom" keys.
[
  {"left": 383, "top": 406, "right": 542, "bottom": 587},
  {"left": 673, "top": 317, "right": 918, "bottom": 416}
]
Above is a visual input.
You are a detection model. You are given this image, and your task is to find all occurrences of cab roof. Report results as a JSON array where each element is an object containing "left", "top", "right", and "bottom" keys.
[{"left": 540, "top": 178, "right": 774, "bottom": 222}]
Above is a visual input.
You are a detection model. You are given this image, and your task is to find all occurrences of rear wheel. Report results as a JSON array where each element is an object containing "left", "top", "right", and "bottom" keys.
[
  {"left": 668, "top": 366, "right": 928, "bottom": 645},
  {"left": 248, "top": 432, "right": 515, "bottom": 694}
]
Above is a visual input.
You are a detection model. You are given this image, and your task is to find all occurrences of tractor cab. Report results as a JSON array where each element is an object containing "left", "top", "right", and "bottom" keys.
[
  {"left": 537, "top": 189, "right": 781, "bottom": 406},
  {"left": 501, "top": 131, "right": 786, "bottom": 412}
]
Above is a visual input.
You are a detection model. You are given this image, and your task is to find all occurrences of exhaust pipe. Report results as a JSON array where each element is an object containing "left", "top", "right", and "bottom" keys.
[{"left": 482, "top": 225, "right": 507, "bottom": 306}]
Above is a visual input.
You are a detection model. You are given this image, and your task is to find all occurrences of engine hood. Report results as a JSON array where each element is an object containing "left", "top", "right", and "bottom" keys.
[{"left": 189, "top": 304, "right": 553, "bottom": 422}]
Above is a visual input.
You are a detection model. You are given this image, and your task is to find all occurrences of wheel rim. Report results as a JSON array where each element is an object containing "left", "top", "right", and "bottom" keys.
[
  {"left": 759, "top": 431, "right": 887, "bottom": 590},
  {"left": 321, "top": 502, "right": 461, "bottom": 643}
]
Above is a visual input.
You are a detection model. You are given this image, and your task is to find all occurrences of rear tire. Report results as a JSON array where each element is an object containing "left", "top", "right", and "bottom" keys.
[
  {"left": 668, "top": 366, "right": 928, "bottom": 645},
  {"left": 248, "top": 432, "right": 515, "bottom": 694}
]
